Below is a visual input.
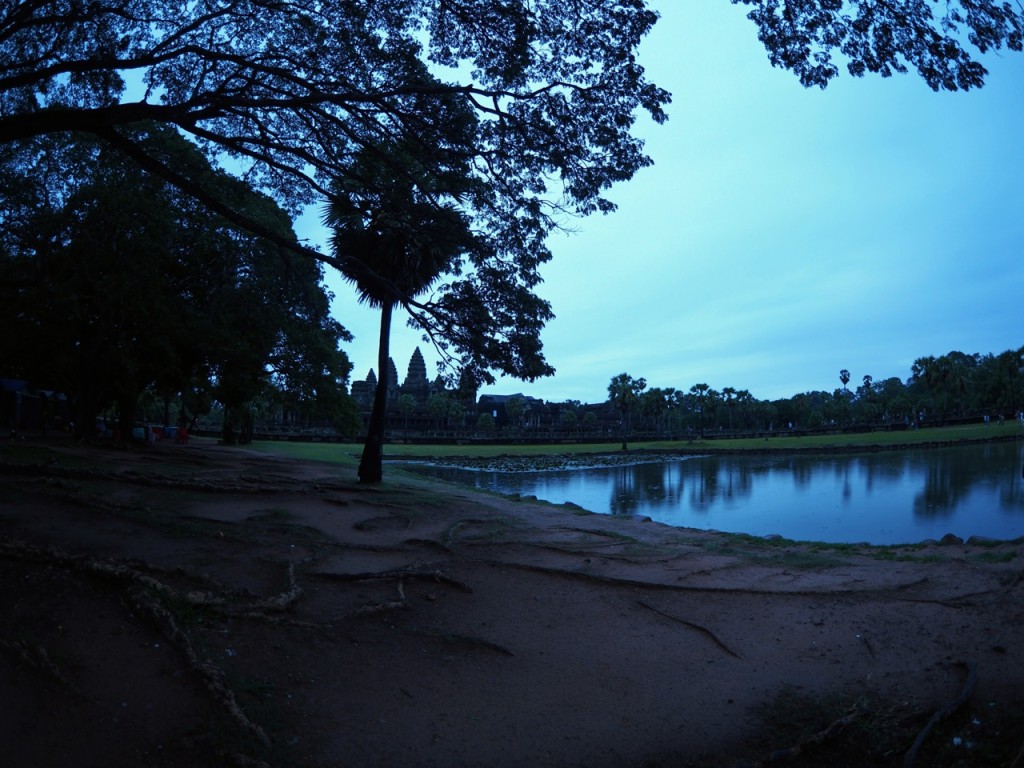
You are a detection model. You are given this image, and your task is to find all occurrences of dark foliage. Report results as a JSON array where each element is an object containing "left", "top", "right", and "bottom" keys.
[{"left": 0, "top": 127, "right": 352, "bottom": 439}]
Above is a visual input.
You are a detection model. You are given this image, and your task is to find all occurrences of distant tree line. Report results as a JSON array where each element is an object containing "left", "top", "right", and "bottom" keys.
[
  {"left": 605, "top": 347, "right": 1024, "bottom": 441},
  {"left": 248, "top": 345, "right": 1024, "bottom": 445}
]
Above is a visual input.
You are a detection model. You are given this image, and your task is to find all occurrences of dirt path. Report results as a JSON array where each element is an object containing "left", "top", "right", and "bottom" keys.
[{"left": 1, "top": 438, "right": 1022, "bottom": 767}]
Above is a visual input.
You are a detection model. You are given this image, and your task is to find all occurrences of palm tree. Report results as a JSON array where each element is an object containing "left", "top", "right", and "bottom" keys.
[
  {"left": 735, "top": 389, "right": 753, "bottom": 431},
  {"left": 608, "top": 373, "right": 646, "bottom": 450},
  {"left": 690, "top": 382, "right": 710, "bottom": 437},
  {"left": 722, "top": 386, "right": 737, "bottom": 431},
  {"left": 325, "top": 144, "right": 477, "bottom": 482}
]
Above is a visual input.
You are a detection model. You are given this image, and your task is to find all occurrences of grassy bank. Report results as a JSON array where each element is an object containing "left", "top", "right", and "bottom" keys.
[{"left": 250, "top": 421, "right": 1021, "bottom": 466}]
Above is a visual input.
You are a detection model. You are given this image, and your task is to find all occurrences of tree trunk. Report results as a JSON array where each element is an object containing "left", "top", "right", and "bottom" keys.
[
  {"left": 358, "top": 303, "right": 393, "bottom": 483},
  {"left": 239, "top": 407, "right": 253, "bottom": 444},
  {"left": 116, "top": 390, "right": 137, "bottom": 444},
  {"left": 73, "top": 350, "right": 107, "bottom": 440},
  {"left": 74, "top": 390, "right": 100, "bottom": 441},
  {"left": 222, "top": 407, "right": 236, "bottom": 445},
  {"left": 162, "top": 393, "right": 171, "bottom": 431}
]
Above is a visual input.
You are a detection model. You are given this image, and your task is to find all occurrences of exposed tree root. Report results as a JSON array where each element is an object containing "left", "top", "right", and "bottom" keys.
[
  {"left": 315, "top": 570, "right": 475, "bottom": 621},
  {"left": 902, "top": 661, "right": 977, "bottom": 768},
  {"left": 906, "top": 569, "right": 1024, "bottom": 607},
  {"left": 733, "top": 703, "right": 865, "bottom": 767},
  {"left": 0, "top": 458, "right": 298, "bottom": 495},
  {"left": 555, "top": 526, "right": 640, "bottom": 541},
  {"left": 0, "top": 636, "right": 78, "bottom": 692},
  {"left": 0, "top": 536, "right": 298, "bottom": 754},
  {"left": 353, "top": 515, "right": 412, "bottom": 531},
  {"left": 236, "top": 611, "right": 327, "bottom": 632},
  {"left": 312, "top": 567, "right": 473, "bottom": 594},
  {"left": 222, "top": 752, "right": 272, "bottom": 768},
  {"left": 348, "top": 600, "right": 409, "bottom": 618},
  {"left": 1012, "top": 740, "right": 1024, "bottom": 768},
  {"left": 857, "top": 631, "right": 876, "bottom": 657},
  {"left": 475, "top": 557, "right": 929, "bottom": 598},
  {"left": 636, "top": 600, "right": 742, "bottom": 659},
  {"left": 408, "top": 628, "right": 515, "bottom": 657},
  {"left": 125, "top": 586, "right": 272, "bottom": 749},
  {"left": 445, "top": 517, "right": 513, "bottom": 546},
  {"left": 247, "top": 561, "right": 302, "bottom": 612},
  {"left": 1, "top": 537, "right": 302, "bottom": 615},
  {"left": 403, "top": 537, "right": 454, "bottom": 555},
  {"left": 321, "top": 578, "right": 410, "bottom": 621},
  {"left": 471, "top": 538, "right": 672, "bottom": 562}
]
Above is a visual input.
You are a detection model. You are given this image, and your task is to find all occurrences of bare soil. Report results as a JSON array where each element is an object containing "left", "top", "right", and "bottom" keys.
[{"left": 1, "top": 437, "right": 1022, "bottom": 768}]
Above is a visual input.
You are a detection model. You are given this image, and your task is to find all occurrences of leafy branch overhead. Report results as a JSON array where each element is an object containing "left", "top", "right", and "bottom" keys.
[
  {"left": 0, "top": 0, "right": 669, "bottom": 220},
  {"left": 2, "top": 1, "right": 1022, "bottom": 387},
  {"left": 734, "top": 0, "right": 1024, "bottom": 90},
  {"left": 0, "top": 0, "right": 670, "bottom": 383}
]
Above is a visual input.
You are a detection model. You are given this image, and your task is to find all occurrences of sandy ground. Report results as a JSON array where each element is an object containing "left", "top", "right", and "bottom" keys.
[{"left": 1, "top": 437, "right": 1022, "bottom": 768}]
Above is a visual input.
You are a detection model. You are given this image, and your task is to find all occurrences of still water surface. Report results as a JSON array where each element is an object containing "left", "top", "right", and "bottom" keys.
[{"left": 401, "top": 441, "right": 1024, "bottom": 545}]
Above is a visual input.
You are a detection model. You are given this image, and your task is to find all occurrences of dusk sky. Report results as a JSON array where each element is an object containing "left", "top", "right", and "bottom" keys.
[{"left": 307, "top": 2, "right": 1024, "bottom": 405}]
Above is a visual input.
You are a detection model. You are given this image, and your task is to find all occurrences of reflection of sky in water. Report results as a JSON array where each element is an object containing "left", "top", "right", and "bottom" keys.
[{"left": 400, "top": 442, "right": 1024, "bottom": 545}]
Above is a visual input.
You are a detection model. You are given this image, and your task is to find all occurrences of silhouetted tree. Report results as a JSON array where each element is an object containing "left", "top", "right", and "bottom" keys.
[
  {"left": 0, "top": 127, "right": 350, "bottom": 441},
  {"left": 735, "top": 0, "right": 1024, "bottom": 91},
  {"left": 722, "top": 386, "right": 737, "bottom": 430},
  {"left": 609, "top": 374, "right": 647, "bottom": 450},
  {"left": 505, "top": 396, "right": 527, "bottom": 431},
  {"left": 690, "top": 383, "right": 711, "bottom": 437},
  {"left": 4, "top": 0, "right": 1022, "bottom": 443},
  {"left": 326, "top": 136, "right": 478, "bottom": 482}
]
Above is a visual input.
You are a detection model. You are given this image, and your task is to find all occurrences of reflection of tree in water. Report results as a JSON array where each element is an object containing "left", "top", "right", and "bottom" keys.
[
  {"left": 914, "top": 469, "right": 968, "bottom": 517},
  {"left": 680, "top": 457, "right": 755, "bottom": 514},
  {"left": 999, "top": 477, "right": 1024, "bottom": 509},
  {"left": 686, "top": 458, "right": 719, "bottom": 513},
  {"left": 858, "top": 452, "right": 910, "bottom": 493},
  {"left": 819, "top": 458, "right": 853, "bottom": 502},
  {"left": 608, "top": 462, "right": 676, "bottom": 516},
  {"left": 607, "top": 459, "right": 762, "bottom": 517},
  {"left": 913, "top": 448, "right": 981, "bottom": 518},
  {"left": 784, "top": 456, "right": 815, "bottom": 488},
  {"left": 745, "top": 455, "right": 820, "bottom": 494},
  {"left": 998, "top": 453, "right": 1024, "bottom": 507},
  {"left": 993, "top": 443, "right": 1024, "bottom": 511},
  {"left": 425, "top": 443, "right": 1024, "bottom": 537},
  {"left": 629, "top": 445, "right": 1024, "bottom": 524}
]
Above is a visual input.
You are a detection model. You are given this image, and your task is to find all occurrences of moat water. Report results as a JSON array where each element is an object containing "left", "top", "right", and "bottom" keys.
[{"left": 400, "top": 441, "right": 1024, "bottom": 545}]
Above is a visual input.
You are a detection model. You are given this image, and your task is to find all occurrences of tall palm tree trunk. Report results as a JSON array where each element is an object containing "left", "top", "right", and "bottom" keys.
[{"left": 358, "top": 302, "right": 393, "bottom": 483}]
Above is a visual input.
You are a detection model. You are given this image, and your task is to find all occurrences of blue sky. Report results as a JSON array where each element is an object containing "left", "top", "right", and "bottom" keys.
[{"left": 308, "top": 2, "right": 1024, "bottom": 405}]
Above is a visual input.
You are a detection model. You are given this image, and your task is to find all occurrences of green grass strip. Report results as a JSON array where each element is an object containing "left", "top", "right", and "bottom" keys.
[{"left": 248, "top": 422, "right": 1018, "bottom": 465}]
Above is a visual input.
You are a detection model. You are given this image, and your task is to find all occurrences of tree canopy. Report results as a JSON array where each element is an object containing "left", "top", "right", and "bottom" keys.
[
  {"left": 2, "top": 0, "right": 1022, "bottom": 388},
  {"left": 0, "top": 126, "right": 352, "bottom": 439},
  {"left": 608, "top": 372, "right": 646, "bottom": 449},
  {"left": 325, "top": 137, "right": 480, "bottom": 481},
  {"left": 606, "top": 343, "right": 1022, "bottom": 439},
  {"left": 735, "top": 0, "right": 1023, "bottom": 91},
  {"left": 0, "top": 0, "right": 675, "bottom": 386}
]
